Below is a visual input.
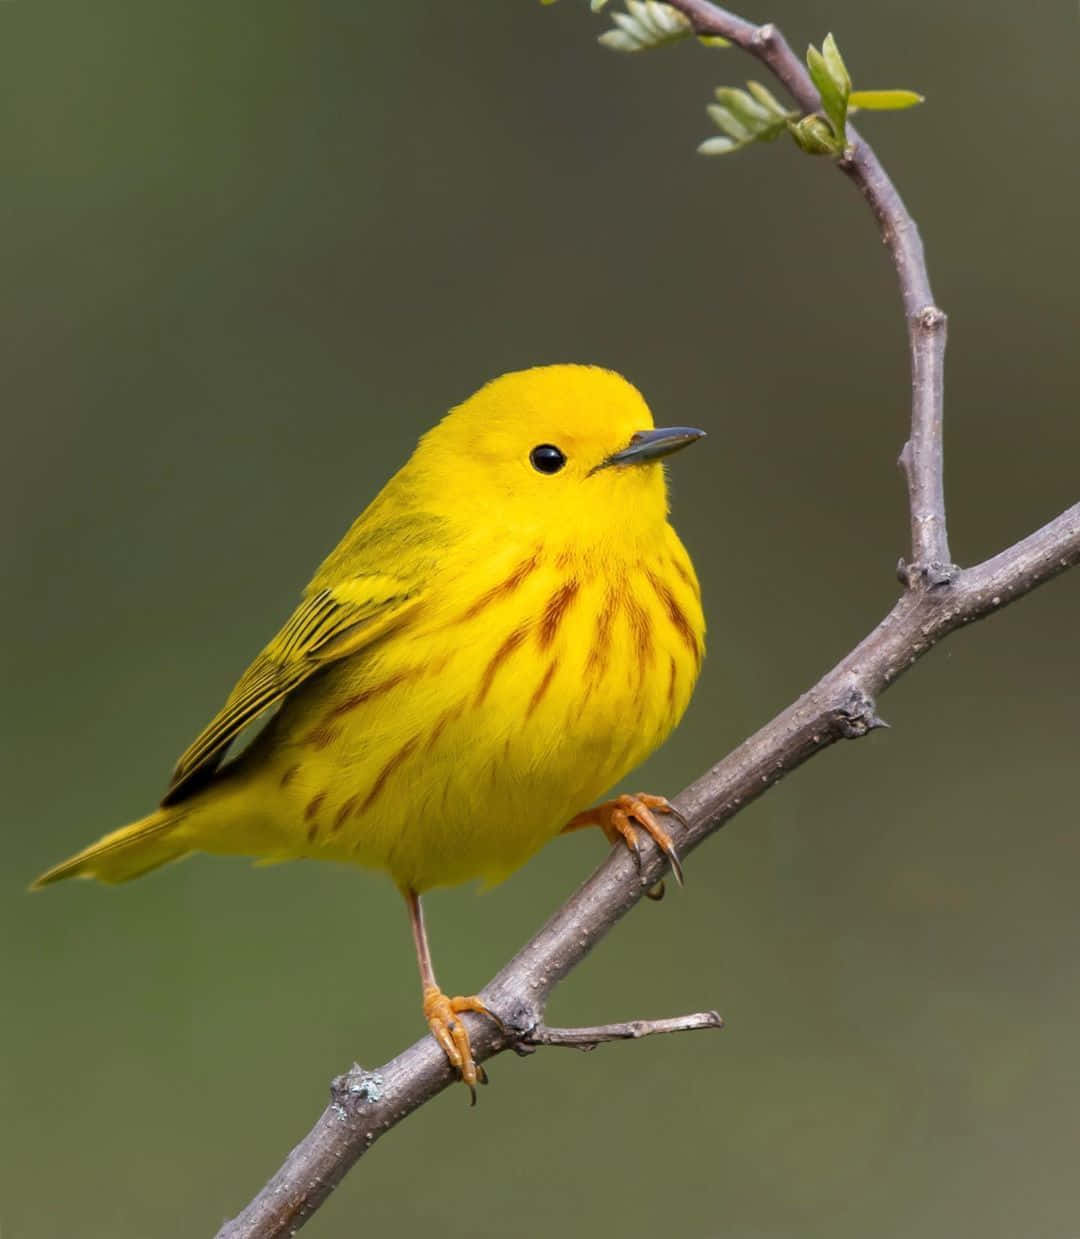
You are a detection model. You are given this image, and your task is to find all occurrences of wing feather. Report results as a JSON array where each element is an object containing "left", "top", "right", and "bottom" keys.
[{"left": 162, "top": 575, "right": 418, "bottom": 804}]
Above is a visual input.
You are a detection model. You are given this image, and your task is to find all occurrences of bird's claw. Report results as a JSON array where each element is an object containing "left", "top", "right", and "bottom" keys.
[
  {"left": 422, "top": 987, "right": 499, "bottom": 1103},
  {"left": 566, "top": 793, "right": 686, "bottom": 887},
  {"left": 613, "top": 794, "right": 685, "bottom": 887}
]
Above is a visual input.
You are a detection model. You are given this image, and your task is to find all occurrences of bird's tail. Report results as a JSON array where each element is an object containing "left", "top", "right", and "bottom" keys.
[{"left": 31, "top": 806, "right": 190, "bottom": 888}]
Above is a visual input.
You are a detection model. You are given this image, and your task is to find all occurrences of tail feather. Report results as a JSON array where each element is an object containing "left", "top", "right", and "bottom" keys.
[{"left": 31, "top": 807, "right": 190, "bottom": 888}]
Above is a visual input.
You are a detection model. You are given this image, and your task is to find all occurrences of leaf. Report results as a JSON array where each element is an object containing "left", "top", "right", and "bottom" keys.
[
  {"left": 598, "top": 29, "right": 641, "bottom": 51},
  {"left": 706, "top": 103, "right": 751, "bottom": 142},
  {"left": 806, "top": 36, "right": 850, "bottom": 144},
  {"left": 612, "top": 11, "right": 646, "bottom": 35},
  {"left": 746, "top": 80, "right": 790, "bottom": 120},
  {"left": 713, "top": 87, "right": 772, "bottom": 133},
  {"left": 713, "top": 86, "right": 775, "bottom": 130},
  {"left": 599, "top": 1, "right": 691, "bottom": 52},
  {"left": 821, "top": 33, "right": 852, "bottom": 98},
  {"left": 697, "top": 35, "right": 732, "bottom": 48},
  {"left": 697, "top": 136, "right": 739, "bottom": 156},
  {"left": 848, "top": 89, "right": 925, "bottom": 110}
]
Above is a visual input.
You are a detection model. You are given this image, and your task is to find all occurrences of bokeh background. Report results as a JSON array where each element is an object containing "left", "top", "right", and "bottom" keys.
[{"left": 3, "top": 2, "right": 1078, "bottom": 1236}]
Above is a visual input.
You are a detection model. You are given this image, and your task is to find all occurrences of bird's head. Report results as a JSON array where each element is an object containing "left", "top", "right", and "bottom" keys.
[{"left": 410, "top": 365, "right": 704, "bottom": 544}]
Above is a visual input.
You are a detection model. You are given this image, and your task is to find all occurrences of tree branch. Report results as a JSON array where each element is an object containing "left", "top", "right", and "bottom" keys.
[{"left": 213, "top": 6, "right": 1080, "bottom": 1236}]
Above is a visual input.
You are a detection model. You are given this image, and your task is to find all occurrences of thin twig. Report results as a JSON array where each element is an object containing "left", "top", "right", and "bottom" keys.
[
  {"left": 522, "top": 1011, "right": 724, "bottom": 1050},
  {"left": 213, "top": 7, "right": 1080, "bottom": 1236},
  {"left": 672, "top": 0, "right": 952, "bottom": 579},
  {"left": 898, "top": 307, "right": 952, "bottom": 581}
]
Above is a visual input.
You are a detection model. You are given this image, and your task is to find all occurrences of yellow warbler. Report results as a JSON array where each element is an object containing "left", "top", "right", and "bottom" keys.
[{"left": 34, "top": 364, "right": 706, "bottom": 1094}]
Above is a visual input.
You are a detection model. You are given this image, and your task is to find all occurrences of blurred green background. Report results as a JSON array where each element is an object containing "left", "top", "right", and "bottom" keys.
[{"left": 3, "top": 2, "right": 1078, "bottom": 1236}]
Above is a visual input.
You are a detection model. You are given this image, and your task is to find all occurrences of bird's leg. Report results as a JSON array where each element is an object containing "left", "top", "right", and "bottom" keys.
[
  {"left": 404, "top": 888, "right": 502, "bottom": 1104},
  {"left": 561, "top": 792, "right": 686, "bottom": 888}
]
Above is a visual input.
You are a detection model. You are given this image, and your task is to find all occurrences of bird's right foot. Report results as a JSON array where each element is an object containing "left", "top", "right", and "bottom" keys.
[{"left": 422, "top": 986, "right": 503, "bottom": 1104}]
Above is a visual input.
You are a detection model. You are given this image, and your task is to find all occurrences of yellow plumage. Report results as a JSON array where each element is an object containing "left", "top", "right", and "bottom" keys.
[
  {"left": 34, "top": 364, "right": 705, "bottom": 1090},
  {"left": 37, "top": 363, "right": 704, "bottom": 891}
]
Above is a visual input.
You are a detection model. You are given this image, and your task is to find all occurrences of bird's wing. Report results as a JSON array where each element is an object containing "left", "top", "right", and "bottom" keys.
[{"left": 162, "top": 573, "right": 419, "bottom": 804}]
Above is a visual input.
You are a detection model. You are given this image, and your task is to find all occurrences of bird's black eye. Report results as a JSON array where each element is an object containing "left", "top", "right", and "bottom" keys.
[{"left": 529, "top": 444, "right": 567, "bottom": 475}]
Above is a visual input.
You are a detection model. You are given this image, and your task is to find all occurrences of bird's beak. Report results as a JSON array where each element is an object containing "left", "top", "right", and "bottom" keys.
[{"left": 592, "top": 426, "right": 706, "bottom": 472}]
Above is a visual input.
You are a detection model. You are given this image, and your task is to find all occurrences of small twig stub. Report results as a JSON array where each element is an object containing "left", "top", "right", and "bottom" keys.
[{"left": 525, "top": 1010, "right": 725, "bottom": 1050}]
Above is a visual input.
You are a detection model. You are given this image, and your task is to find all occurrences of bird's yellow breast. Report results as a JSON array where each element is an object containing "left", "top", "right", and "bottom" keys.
[{"left": 224, "top": 527, "right": 703, "bottom": 893}]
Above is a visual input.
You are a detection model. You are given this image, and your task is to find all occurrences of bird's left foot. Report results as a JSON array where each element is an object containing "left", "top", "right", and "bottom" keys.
[
  {"left": 422, "top": 987, "right": 503, "bottom": 1104},
  {"left": 562, "top": 792, "right": 685, "bottom": 886}
]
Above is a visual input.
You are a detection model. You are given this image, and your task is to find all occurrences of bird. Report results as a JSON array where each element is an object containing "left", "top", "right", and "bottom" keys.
[{"left": 33, "top": 364, "right": 706, "bottom": 1097}]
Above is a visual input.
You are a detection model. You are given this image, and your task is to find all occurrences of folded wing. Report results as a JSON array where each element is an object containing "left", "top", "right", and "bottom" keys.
[{"left": 162, "top": 574, "right": 419, "bottom": 804}]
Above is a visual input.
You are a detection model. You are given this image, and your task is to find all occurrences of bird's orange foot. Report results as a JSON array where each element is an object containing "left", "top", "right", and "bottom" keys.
[
  {"left": 422, "top": 986, "right": 503, "bottom": 1104},
  {"left": 563, "top": 793, "right": 686, "bottom": 886}
]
